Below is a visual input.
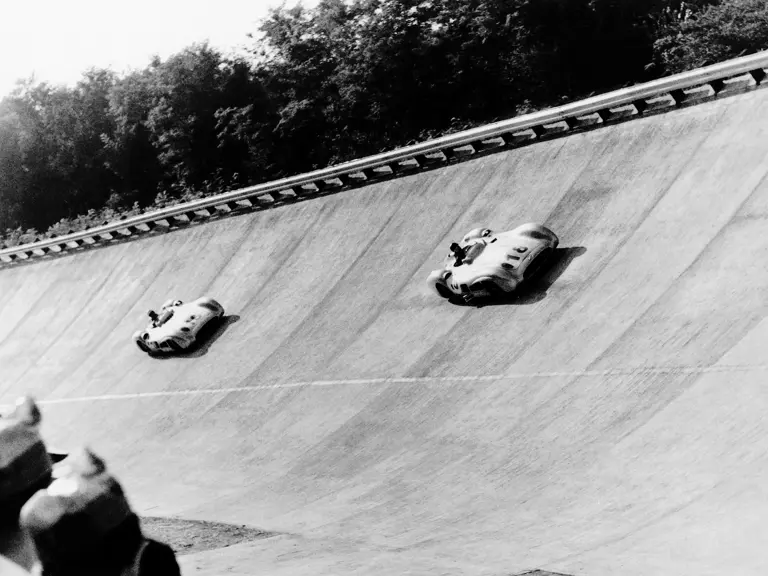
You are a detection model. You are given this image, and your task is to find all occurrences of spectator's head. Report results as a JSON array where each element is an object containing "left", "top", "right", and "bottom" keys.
[
  {"left": 0, "top": 397, "right": 53, "bottom": 537},
  {"left": 21, "top": 448, "right": 143, "bottom": 576}
]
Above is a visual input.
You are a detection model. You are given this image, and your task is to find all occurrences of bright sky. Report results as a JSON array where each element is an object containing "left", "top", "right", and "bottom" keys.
[{"left": 0, "top": 0, "right": 318, "bottom": 98}]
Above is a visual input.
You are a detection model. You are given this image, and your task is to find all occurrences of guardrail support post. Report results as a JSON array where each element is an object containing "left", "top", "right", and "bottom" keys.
[
  {"left": 413, "top": 154, "right": 430, "bottom": 167},
  {"left": 338, "top": 174, "right": 361, "bottom": 187},
  {"left": 441, "top": 149, "right": 456, "bottom": 161},
  {"left": 709, "top": 79, "right": 725, "bottom": 95},
  {"left": 670, "top": 89, "right": 686, "bottom": 105},
  {"left": 750, "top": 68, "right": 767, "bottom": 84}
]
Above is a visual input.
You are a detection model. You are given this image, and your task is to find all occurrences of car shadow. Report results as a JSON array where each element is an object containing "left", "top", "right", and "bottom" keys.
[
  {"left": 152, "top": 314, "right": 240, "bottom": 359},
  {"left": 473, "top": 246, "right": 587, "bottom": 307}
]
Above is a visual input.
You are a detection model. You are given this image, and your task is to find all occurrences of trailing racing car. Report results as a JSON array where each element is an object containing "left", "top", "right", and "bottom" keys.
[
  {"left": 133, "top": 296, "right": 225, "bottom": 354},
  {"left": 427, "top": 223, "right": 559, "bottom": 303}
]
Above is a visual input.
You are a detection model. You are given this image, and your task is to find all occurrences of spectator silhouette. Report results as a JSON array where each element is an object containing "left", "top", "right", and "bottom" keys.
[
  {"left": 21, "top": 448, "right": 180, "bottom": 576},
  {"left": 0, "top": 397, "right": 55, "bottom": 576}
]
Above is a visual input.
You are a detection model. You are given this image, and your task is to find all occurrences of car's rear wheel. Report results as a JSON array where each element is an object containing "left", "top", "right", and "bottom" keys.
[
  {"left": 436, "top": 283, "right": 466, "bottom": 305},
  {"left": 524, "top": 248, "right": 553, "bottom": 282},
  {"left": 136, "top": 339, "right": 150, "bottom": 353}
]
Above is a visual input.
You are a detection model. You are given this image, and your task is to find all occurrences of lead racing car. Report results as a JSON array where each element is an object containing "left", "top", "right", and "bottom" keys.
[
  {"left": 133, "top": 296, "right": 225, "bottom": 354},
  {"left": 427, "top": 223, "right": 559, "bottom": 303}
]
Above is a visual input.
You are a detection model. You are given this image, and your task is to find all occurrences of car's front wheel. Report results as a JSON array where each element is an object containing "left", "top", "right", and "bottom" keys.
[
  {"left": 467, "top": 278, "right": 504, "bottom": 303},
  {"left": 435, "top": 283, "right": 454, "bottom": 299},
  {"left": 168, "top": 340, "right": 184, "bottom": 353}
]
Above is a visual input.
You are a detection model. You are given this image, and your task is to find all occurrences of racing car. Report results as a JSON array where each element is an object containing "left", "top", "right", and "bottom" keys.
[
  {"left": 426, "top": 223, "right": 559, "bottom": 303},
  {"left": 133, "top": 296, "right": 225, "bottom": 354}
]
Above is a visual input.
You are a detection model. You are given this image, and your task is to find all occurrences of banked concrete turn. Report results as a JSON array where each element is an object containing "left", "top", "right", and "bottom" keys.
[{"left": 1, "top": 87, "right": 768, "bottom": 576}]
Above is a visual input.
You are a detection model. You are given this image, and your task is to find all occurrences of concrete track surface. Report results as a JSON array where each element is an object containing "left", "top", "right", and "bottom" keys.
[{"left": 2, "top": 88, "right": 768, "bottom": 576}]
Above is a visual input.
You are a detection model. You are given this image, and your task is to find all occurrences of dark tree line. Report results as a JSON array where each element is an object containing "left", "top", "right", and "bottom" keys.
[{"left": 1, "top": 0, "right": 767, "bottom": 245}]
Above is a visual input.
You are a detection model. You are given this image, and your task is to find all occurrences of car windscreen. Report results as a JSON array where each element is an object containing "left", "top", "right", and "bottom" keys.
[{"left": 156, "top": 309, "right": 174, "bottom": 326}]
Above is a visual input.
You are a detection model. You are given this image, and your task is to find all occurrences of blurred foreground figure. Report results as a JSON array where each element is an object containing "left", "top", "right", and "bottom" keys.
[
  {"left": 0, "top": 397, "right": 53, "bottom": 576},
  {"left": 21, "top": 448, "right": 180, "bottom": 576}
]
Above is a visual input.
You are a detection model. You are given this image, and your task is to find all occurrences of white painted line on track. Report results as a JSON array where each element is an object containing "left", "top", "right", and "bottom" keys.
[{"left": 2, "top": 364, "right": 766, "bottom": 410}]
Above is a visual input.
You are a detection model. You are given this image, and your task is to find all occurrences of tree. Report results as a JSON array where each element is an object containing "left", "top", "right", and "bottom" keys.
[
  {"left": 103, "top": 63, "right": 165, "bottom": 207},
  {"left": 0, "top": 72, "right": 119, "bottom": 229},
  {"left": 0, "top": 105, "right": 26, "bottom": 228},
  {"left": 212, "top": 59, "right": 276, "bottom": 187},
  {"left": 654, "top": 0, "right": 768, "bottom": 74},
  {"left": 254, "top": 1, "right": 357, "bottom": 171},
  {"left": 142, "top": 44, "right": 228, "bottom": 191}
]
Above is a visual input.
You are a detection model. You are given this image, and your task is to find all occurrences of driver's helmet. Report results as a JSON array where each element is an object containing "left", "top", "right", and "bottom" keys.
[
  {"left": 462, "top": 228, "right": 493, "bottom": 243},
  {"left": 160, "top": 299, "right": 181, "bottom": 310}
]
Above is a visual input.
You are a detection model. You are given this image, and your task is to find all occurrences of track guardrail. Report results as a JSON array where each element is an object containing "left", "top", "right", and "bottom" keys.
[{"left": 2, "top": 50, "right": 767, "bottom": 264}]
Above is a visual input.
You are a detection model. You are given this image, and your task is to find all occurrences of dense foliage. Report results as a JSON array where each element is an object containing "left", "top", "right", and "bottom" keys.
[{"left": 1, "top": 0, "right": 767, "bottom": 245}]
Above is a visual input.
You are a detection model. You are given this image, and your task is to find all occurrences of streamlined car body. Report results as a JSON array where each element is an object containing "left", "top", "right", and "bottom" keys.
[
  {"left": 426, "top": 223, "right": 559, "bottom": 303},
  {"left": 133, "top": 296, "right": 224, "bottom": 354}
]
